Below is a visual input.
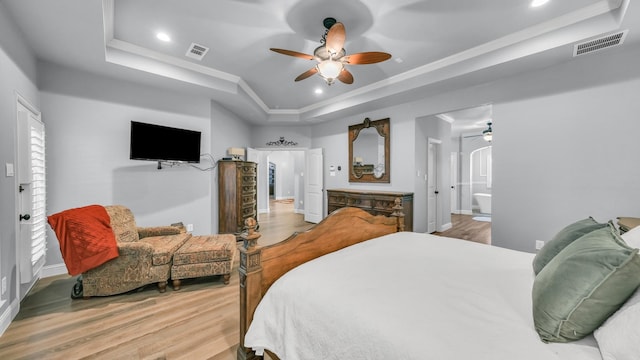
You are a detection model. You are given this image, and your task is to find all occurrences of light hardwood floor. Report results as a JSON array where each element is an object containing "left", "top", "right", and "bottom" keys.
[
  {"left": 0, "top": 200, "right": 310, "bottom": 360},
  {"left": 0, "top": 205, "right": 486, "bottom": 359},
  {"left": 434, "top": 213, "right": 492, "bottom": 245}
]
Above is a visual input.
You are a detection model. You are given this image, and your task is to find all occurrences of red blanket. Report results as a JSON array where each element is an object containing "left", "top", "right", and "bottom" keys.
[{"left": 48, "top": 205, "right": 119, "bottom": 276}]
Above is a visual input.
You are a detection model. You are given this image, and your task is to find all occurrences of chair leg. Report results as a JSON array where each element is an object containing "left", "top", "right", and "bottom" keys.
[
  {"left": 158, "top": 281, "right": 168, "bottom": 293},
  {"left": 223, "top": 273, "right": 231, "bottom": 285},
  {"left": 172, "top": 279, "right": 181, "bottom": 291}
]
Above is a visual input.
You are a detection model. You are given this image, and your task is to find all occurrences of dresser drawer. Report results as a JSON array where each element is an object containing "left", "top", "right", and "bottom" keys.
[
  {"left": 242, "top": 204, "right": 256, "bottom": 217},
  {"left": 242, "top": 193, "right": 256, "bottom": 205},
  {"left": 241, "top": 165, "right": 256, "bottom": 176},
  {"left": 346, "top": 196, "right": 373, "bottom": 209}
]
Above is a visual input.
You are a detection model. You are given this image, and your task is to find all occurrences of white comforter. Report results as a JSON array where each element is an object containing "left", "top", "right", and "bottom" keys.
[{"left": 245, "top": 232, "right": 602, "bottom": 360}]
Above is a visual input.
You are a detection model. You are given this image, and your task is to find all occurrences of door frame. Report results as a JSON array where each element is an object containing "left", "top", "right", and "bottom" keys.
[
  {"left": 250, "top": 148, "right": 309, "bottom": 215},
  {"left": 15, "top": 93, "right": 42, "bottom": 301}
]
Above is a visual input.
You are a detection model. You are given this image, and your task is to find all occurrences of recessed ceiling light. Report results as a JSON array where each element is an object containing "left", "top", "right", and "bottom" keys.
[
  {"left": 156, "top": 32, "right": 171, "bottom": 42},
  {"left": 314, "top": 88, "right": 323, "bottom": 95},
  {"left": 530, "top": 0, "right": 550, "bottom": 7}
]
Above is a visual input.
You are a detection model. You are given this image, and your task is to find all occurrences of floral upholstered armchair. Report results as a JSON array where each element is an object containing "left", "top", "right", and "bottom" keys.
[
  {"left": 78, "top": 205, "right": 192, "bottom": 297},
  {"left": 49, "top": 205, "right": 192, "bottom": 298}
]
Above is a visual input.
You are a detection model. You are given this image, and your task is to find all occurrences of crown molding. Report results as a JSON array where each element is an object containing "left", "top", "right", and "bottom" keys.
[{"left": 101, "top": 0, "right": 625, "bottom": 124}]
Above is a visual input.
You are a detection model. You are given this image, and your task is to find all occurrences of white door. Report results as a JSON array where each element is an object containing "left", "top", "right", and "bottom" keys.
[
  {"left": 304, "top": 148, "right": 323, "bottom": 223},
  {"left": 450, "top": 152, "right": 458, "bottom": 214},
  {"left": 427, "top": 140, "right": 440, "bottom": 233},
  {"left": 16, "top": 101, "right": 47, "bottom": 292}
]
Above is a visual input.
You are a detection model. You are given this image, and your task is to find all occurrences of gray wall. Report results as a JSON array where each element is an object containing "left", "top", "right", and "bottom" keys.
[
  {"left": 0, "top": 2, "right": 40, "bottom": 322},
  {"left": 210, "top": 101, "right": 252, "bottom": 233},
  {"left": 492, "top": 68, "right": 640, "bottom": 251},
  {"left": 310, "top": 43, "right": 640, "bottom": 252},
  {"left": 38, "top": 62, "right": 251, "bottom": 275}
]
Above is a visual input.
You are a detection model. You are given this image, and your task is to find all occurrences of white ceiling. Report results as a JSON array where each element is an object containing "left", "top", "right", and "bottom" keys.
[{"left": 2, "top": 0, "right": 638, "bottom": 125}]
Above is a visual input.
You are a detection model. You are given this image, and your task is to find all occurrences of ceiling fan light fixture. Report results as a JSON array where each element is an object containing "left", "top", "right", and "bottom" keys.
[
  {"left": 482, "top": 122, "right": 493, "bottom": 142},
  {"left": 317, "top": 60, "right": 344, "bottom": 84},
  {"left": 270, "top": 18, "right": 390, "bottom": 85}
]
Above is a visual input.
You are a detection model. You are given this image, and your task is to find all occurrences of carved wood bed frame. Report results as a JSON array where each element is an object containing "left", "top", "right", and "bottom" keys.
[{"left": 237, "top": 200, "right": 405, "bottom": 360}]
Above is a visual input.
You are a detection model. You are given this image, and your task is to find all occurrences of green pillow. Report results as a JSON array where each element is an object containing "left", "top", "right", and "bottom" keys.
[
  {"left": 532, "top": 225, "right": 640, "bottom": 343},
  {"left": 532, "top": 217, "right": 607, "bottom": 274}
]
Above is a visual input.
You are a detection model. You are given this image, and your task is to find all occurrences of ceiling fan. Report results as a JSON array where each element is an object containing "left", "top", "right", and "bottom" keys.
[
  {"left": 463, "top": 122, "right": 493, "bottom": 142},
  {"left": 270, "top": 17, "right": 392, "bottom": 85}
]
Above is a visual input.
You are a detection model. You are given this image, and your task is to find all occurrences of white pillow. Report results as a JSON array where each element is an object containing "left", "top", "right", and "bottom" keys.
[
  {"left": 594, "top": 287, "right": 640, "bottom": 360},
  {"left": 621, "top": 225, "right": 640, "bottom": 249}
]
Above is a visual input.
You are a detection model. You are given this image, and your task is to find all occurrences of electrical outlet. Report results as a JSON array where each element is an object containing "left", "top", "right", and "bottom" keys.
[
  {"left": 1, "top": 277, "right": 6, "bottom": 295},
  {"left": 186, "top": 224, "right": 194, "bottom": 232},
  {"left": 535, "top": 240, "right": 545, "bottom": 250}
]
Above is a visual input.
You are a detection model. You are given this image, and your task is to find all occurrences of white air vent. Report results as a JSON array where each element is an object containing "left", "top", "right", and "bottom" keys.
[
  {"left": 573, "top": 30, "right": 628, "bottom": 57},
  {"left": 185, "top": 43, "right": 209, "bottom": 61}
]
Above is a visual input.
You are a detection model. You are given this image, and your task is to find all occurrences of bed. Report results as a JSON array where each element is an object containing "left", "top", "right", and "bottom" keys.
[{"left": 237, "top": 203, "right": 640, "bottom": 360}]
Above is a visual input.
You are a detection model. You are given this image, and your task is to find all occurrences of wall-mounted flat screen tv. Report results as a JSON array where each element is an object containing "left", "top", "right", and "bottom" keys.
[{"left": 130, "top": 121, "right": 201, "bottom": 163}]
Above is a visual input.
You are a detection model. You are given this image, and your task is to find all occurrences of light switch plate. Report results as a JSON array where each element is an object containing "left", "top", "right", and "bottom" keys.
[{"left": 6, "top": 163, "right": 14, "bottom": 177}]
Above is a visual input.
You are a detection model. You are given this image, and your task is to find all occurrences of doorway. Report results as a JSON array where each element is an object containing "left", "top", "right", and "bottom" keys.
[
  {"left": 246, "top": 148, "right": 322, "bottom": 243},
  {"left": 434, "top": 104, "right": 493, "bottom": 244},
  {"left": 268, "top": 162, "right": 275, "bottom": 198}
]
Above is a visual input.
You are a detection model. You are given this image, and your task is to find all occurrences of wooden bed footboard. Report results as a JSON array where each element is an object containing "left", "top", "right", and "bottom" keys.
[{"left": 237, "top": 200, "right": 404, "bottom": 360}]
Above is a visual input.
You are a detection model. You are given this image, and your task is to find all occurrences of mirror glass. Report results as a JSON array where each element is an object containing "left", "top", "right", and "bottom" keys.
[{"left": 349, "top": 118, "right": 390, "bottom": 183}]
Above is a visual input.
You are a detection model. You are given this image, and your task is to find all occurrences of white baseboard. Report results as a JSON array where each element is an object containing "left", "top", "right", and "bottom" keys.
[
  {"left": 439, "top": 222, "right": 453, "bottom": 232},
  {"left": 294, "top": 209, "right": 305, "bottom": 215},
  {"left": 461, "top": 210, "right": 473, "bottom": 215},
  {"left": 42, "top": 263, "right": 68, "bottom": 278},
  {"left": 0, "top": 298, "right": 19, "bottom": 337},
  {"left": 258, "top": 208, "right": 269, "bottom": 214}
]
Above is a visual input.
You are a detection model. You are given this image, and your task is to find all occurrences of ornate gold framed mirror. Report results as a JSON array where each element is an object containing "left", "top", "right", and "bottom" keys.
[{"left": 349, "top": 117, "right": 390, "bottom": 183}]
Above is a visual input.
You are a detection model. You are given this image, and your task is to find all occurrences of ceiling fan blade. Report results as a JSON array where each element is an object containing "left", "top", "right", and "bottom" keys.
[
  {"left": 270, "top": 48, "right": 314, "bottom": 61},
  {"left": 343, "top": 52, "right": 392, "bottom": 64},
  {"left": 325, "top": 22, "right": 346, "bottom": 55},
  {"left": 295, "top": 67, "right": 318, "bottom": 82},
  {"left": 337, "top": 69, "right": 354, "bottom": 84}
]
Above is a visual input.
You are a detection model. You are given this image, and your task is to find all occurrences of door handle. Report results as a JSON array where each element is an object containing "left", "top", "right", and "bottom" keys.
[
  {"left": 434, "top": 191, "right": 439, "bottom": 195},
  {"left": 19, "top": 214, "right": 31, "bottom": 221}
]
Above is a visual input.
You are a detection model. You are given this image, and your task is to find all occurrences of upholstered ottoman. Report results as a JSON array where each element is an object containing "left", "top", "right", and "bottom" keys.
[{"left": 171, "top": 234, "right": 236, "bottom": 290}]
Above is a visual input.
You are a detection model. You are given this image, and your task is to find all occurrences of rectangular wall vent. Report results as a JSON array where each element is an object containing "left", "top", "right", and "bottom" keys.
[
  {"left": 185, "top": 43, "right": 209, "bottom": 61},
  {"left": 573, "top": 30, "right": 628, "bottom": 57}
]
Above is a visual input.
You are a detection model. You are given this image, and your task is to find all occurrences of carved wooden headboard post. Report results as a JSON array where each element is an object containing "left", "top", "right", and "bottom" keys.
[
  {"left": 391, "top": 197, "right": 405, "bottom": 232},
  {"left": 238, "top": 218, "right": 263, "bottom": 360}
]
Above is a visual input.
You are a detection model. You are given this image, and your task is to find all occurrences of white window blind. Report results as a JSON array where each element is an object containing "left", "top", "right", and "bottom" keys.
[{"left": 29, "top": 122, "right": 47, "bottom": 267}]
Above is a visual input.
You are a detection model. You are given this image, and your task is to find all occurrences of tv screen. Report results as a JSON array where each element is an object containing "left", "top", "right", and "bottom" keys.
[{"left": 130, "top": 121, "right": 201, "bottom": 163}]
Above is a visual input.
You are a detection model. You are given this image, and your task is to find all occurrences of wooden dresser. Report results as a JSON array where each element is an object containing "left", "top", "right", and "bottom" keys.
[
  {"left": 327, "top": 189, "right": 414, "bottom": 231},
  {"left": 218, "top": 160, "right": 257, "bottom": 239}
]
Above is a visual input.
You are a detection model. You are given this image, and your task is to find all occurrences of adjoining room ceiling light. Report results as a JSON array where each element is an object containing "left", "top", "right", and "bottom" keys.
[
  {"left": 530, "top": 0, "right": 550, "bottom": 8},
  {"left": 314, "top": 88, "right": 323, "bottom": 94},
  {"left": 156, "top": 32, "right": 171, "bottom": 42},
  {"left": 482, "top": 122, "right": 493, "bottom": 142}
]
